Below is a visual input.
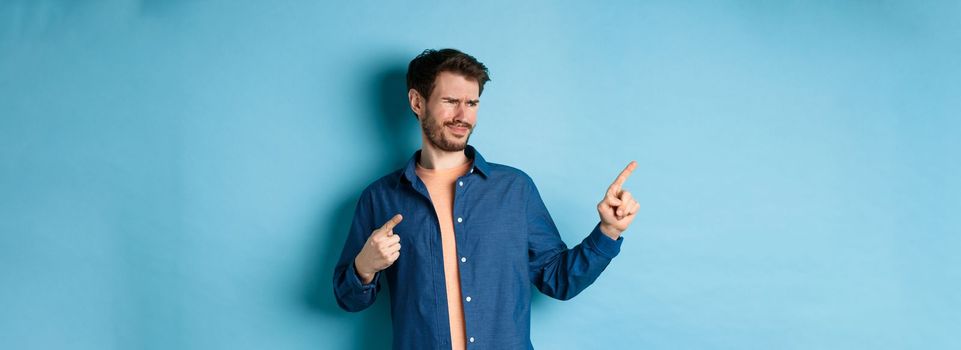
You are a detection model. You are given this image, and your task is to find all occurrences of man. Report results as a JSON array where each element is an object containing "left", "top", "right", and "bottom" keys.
[{"left": 333, "top": 48, "right": 639, "bottom": 349}]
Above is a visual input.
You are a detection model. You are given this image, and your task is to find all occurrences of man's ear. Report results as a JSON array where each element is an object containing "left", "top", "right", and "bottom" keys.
[{"left": 408, "top": 88, "right": 424, "bottom": 120}]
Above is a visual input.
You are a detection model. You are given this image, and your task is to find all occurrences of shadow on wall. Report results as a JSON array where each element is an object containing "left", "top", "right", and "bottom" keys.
[{"left": 301, "top": 60, "right": 416, "bottom": 350}]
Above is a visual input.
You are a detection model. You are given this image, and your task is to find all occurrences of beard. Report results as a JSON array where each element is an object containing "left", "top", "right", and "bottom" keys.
[{"left": 420, "top": 108, "right": 474, "bottom": 152}]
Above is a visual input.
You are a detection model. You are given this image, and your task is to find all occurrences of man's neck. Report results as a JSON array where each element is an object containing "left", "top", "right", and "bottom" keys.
[{"left": 418, "top": 142, "right": 469, "bottom": 170}]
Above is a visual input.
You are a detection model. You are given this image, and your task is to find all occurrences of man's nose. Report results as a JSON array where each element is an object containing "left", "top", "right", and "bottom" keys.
[{"left": 452, "top": 102, "right": 466, "bottom": 119}]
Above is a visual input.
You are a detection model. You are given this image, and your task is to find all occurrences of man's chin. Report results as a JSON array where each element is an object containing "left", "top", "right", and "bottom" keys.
[
  {"left": 437, "top": 139, "right": 468, "bottom": 152},
  {"left": 445, "top": 143, "right": 468, "bottom": 152},
  {"left": 442, "top": 133, "right": 470, "bottom": 151}
]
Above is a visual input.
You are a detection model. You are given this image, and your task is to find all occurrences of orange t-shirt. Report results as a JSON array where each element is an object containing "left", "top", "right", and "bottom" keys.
[{"left": 415, "top": 160, "right": 472, "bottom": 350}]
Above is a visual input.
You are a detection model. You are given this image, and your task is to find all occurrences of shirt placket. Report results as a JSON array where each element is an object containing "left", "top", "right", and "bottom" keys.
[
  {"left": 453, "top": 167, "right": 477, "bottom": 347},
  {"left": 410, "top": 178, "right": 451, "bottom": 349}
]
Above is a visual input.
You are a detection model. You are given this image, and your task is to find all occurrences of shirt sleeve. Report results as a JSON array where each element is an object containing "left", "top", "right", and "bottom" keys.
[
  {"left": 526, "top": 177, "right": 623, "bottom": 300},
  {"left": 333, "top": 188, "right": 383, "bottom": 312}
]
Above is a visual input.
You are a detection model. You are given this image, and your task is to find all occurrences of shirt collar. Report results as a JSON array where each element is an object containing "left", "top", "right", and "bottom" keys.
[{"left": 402, "top": 145, "right": 490, "bottom": 183}]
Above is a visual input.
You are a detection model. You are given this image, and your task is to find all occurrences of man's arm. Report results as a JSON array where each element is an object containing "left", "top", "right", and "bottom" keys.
[
  {"left": 527, "top": 162, "right": 639, "bottom": 300},
  {"left": 332, "top": 189, "right": 381, "bottom": 312}
]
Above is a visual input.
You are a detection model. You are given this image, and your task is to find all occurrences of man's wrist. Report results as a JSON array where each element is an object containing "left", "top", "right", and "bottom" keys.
[
  {"left": 598, "top": 223, "right": 622, "bottom": 240},
  {"left": 356, "top": 271, "right": 375, "bottom": 285},
  {"left": 353, "top": 257, "right": 376, "bottom": 284}
]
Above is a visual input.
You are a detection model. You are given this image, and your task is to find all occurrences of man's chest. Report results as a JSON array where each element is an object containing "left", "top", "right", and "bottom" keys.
[{"left": 374, "top": 183, "right": 530, "bottom": 271}]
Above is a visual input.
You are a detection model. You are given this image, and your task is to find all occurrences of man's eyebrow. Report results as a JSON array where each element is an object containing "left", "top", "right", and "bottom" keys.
[{"left": 441, "top": 97, "right": 479, "bottom": 105}]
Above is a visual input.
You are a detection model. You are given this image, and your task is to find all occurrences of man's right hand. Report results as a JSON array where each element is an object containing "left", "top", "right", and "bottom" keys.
[{"left": 354, "top": 214, "right": 403, "bottom": 284}]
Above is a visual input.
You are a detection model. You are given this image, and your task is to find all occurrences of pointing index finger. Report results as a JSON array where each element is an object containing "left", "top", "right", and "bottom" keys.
[
  {"left": 610, "top": 161, "right": 638, "bottom": 191},
  {"left": 380, "top": 214, "right": 403, "bottom": 233}
]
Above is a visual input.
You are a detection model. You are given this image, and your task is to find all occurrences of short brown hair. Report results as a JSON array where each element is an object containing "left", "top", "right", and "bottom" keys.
[{"left": 407, "top": 48, "right": 491, "bottom": 103}]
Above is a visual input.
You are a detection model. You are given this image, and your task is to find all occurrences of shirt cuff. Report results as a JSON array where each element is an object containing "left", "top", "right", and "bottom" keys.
[
  {"left": 346, "top": 260, "right": 380, "bottom": 293},
  {"left": 585, "top": 223, "right": 623, "bottom": 259}
]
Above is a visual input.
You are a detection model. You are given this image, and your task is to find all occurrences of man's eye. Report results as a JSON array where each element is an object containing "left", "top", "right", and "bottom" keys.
[{"left": 468, "top": 102, "right": 478, "bottom": 107}]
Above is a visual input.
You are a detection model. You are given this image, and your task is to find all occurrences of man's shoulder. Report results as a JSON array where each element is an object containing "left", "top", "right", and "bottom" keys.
[
  {"left": 361, "top": 168, "right": 405, "bottom": 194},
  {"left": 483, "top": 162, "right": 539, "bottom": 191},
  {"left": 485, "top": 162, "right": 531, "bottom": 180}
]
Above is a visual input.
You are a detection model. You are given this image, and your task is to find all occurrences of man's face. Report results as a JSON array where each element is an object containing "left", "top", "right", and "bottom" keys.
[{"left": 417, "top": 71, "right": 480, "bottom": 152}]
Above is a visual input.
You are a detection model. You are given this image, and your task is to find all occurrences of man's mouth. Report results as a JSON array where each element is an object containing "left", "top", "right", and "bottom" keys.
[{"left": 446, "top": 124, "right": 471, "bottom": 136}]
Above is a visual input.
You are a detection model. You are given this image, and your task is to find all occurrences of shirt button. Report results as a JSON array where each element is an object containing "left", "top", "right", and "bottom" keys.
[
  {"left": 457, "top": 217, "right": 463, "bottom": 223},
  {"left": 461, "top": 257, "right": 467, "bottom": 263},
  {"left": 470, "top": 168, "right": 474, "bottom": 173},
  {"left": 469, "top": 337, "right": 475, "bottom": 343},
  {"left": 466, "top": 296, "right": 472, "bottom": 302},
  {"left": 458, "top": 181, "right": 463, "bottom": 187}
]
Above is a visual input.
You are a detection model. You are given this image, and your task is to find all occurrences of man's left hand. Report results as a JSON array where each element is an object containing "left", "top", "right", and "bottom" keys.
[{"left": 597, "top": 161, "right": 639, "bottom": 240}]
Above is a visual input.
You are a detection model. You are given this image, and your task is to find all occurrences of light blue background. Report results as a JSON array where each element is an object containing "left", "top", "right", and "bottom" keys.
[{"left": 2, "top": 1, "right": 959, "bottom": 349}]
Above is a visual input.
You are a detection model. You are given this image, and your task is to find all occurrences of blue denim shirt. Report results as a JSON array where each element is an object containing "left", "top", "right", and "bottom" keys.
[{"left": 333, "top": 145, "right": 623, "bottom": 349}]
